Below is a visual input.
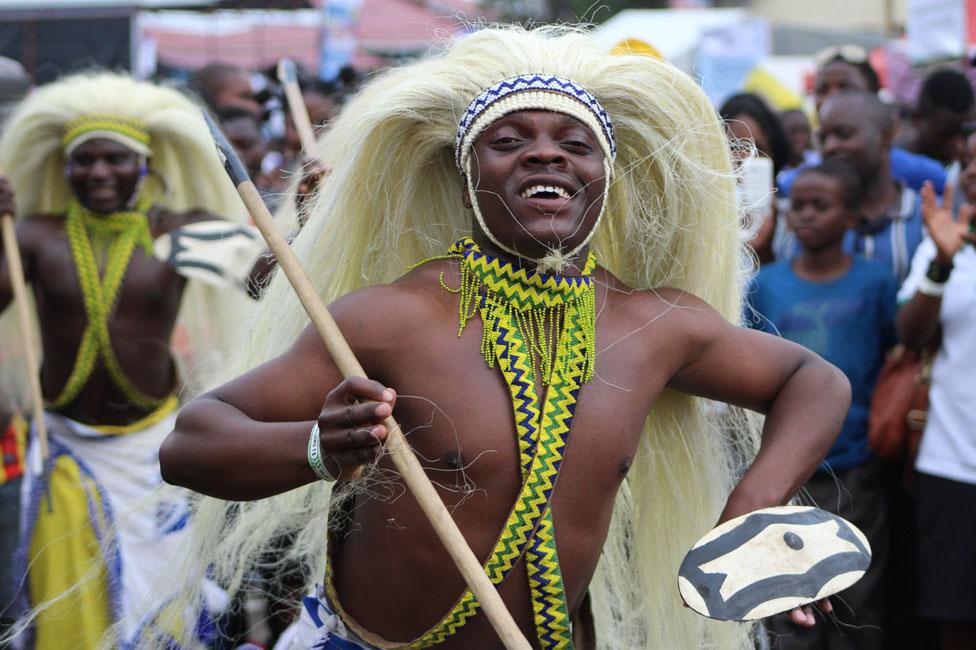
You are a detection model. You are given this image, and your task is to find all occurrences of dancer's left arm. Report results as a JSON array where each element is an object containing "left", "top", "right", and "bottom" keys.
[
  {"left": 663, "top": 289, "right": 849, "bottom": 626},
  {"left": 666, "top": 293, "right": 850, "bottom": 519}
]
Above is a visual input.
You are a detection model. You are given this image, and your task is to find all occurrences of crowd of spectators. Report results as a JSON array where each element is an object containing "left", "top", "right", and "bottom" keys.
[
  {"left": 724, "top": 48, "right": 976, "bottom": 650},
  {"left": 186, "top": 61, "right": 354, "bottom": 213}
]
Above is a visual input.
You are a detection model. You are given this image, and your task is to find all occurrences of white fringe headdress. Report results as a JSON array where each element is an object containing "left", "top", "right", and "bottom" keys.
[
  {"left": 0, "top": 71, "right": 251, "bottom": 409},
  {"left": 138, "top": 26, "right": 761, "bottom": 649}
]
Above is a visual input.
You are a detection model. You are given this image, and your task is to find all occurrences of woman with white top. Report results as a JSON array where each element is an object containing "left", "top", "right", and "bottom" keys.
[{"left": 896, "top": 174, "right": 976, "bottom": 650}]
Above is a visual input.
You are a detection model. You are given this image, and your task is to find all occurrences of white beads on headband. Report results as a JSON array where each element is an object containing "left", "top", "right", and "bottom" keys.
[
  {"left": 458, "top": 91, "right": 615, "bottom": 174},
  {"left": 456, "top": 74, "right": 616, "bottom": 273},
  {"left": 455, "top": 74, "right": 616, "bottom": 172}
]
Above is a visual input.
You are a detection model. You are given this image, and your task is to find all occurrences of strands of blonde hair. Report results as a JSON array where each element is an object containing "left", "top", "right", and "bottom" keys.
[{"left": 134, "top": 26, "right": 760, "bottom": 649}]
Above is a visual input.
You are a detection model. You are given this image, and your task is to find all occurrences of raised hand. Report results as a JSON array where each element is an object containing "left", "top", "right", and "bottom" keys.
[
  {"left": 920, "top": 181, "right": 976, "bottom": 264},
  {"left": 316, "top": 376, "right": 395, "bottom": 481},
  {"left": 295, "top": 156, "right": 332, "bottom": 224}
]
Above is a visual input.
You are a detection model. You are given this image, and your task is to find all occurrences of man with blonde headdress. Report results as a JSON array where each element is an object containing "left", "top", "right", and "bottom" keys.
[
  {"left": 156, "top": 27, "right": 851, "bottom": 650},
  {"left": 0, "top": 72, "right": 251, "bottom": 648}
]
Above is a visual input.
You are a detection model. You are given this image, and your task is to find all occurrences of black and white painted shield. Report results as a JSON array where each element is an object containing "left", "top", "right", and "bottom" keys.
[
  {"left": 154, "top": 220, "right": 265, "bottom": 290},
  {"left": 678, "top": 505, "right": 871, "bottom": 621}
]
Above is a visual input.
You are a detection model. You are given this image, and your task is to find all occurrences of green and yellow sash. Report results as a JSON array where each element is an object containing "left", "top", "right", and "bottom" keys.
[
  {"left": 326, "top": 238, "right": 596, "bottom": 648},
  {"left": 49, "top": 199, "right": 163, "bottom": 412}
]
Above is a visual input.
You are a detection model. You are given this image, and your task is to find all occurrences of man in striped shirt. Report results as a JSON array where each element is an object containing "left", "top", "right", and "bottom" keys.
[{"left": 819, "top": 91, "right": 925, "bottom": 282}]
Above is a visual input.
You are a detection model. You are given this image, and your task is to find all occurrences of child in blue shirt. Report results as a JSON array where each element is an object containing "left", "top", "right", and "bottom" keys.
[{"left": 750, "top": 162, "right": 896, "bottom": 650}]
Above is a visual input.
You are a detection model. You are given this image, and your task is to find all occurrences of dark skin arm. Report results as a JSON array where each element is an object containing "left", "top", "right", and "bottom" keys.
[
  {"left": 656, "top": 289, "right": 849, "bottom": 626},
  {"left": 160, "top": 285, "right": 398, "bottom": 500},
  {"left": 0, "top": 175, "right": 34, "bottom": 312},
  {"left": 655, "top": 289, "right": 851, "bottom": 522},
  {"left": 897, "top": 182, "right": 976, "bottom": 348}
]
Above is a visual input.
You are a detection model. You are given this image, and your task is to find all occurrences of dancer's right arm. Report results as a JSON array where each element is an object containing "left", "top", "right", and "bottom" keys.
[{"left": 161, "top": 315, "right": 396, "bottom": 501}]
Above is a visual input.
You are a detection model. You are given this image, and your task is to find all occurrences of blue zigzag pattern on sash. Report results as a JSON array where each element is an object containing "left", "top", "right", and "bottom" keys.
[
  {"left": 483, "top": 292, "right": 538, "bottom": 474},
  {"left": 14, "top": 431, "right": 125, "bottom": 641}
]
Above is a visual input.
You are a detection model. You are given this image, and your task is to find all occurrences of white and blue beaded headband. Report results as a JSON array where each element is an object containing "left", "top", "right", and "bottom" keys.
[
  {"left": 456, "top": 74, "right": 616, "bottom": 273},
  {"left": 455, "top": 74, "right": 616, "bottom": 173}
]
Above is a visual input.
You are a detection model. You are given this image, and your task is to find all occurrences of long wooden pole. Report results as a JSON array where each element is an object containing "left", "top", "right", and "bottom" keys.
[
  {"left": 277, "top": 59, "right": 318, "bottom": 156},
  {"left": 203, "top": 112, "right": 531, "bottom": 649},
  {"left": 1, "top": 212, "right": 48, "bottom": 460}
]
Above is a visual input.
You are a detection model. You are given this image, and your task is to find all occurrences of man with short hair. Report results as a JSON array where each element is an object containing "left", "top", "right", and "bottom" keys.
[
  {"left": 899, "top": 68, "right": 976, "bottom": 167},
  {"left": 778, "top": 47, "right": 946, "bottom": 198},
  {"left": 817, "top": 90, "right": 926, "bottom": 282}
]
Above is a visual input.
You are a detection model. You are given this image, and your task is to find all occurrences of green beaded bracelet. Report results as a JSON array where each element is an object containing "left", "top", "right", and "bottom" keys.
[{"left": 307, "top": 422, "right": 337, "bottom": 482}]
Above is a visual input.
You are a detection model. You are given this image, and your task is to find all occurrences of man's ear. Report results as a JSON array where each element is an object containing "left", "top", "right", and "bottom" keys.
[{"left": 462, "top": 180, "right": 472, "bottom": 209}]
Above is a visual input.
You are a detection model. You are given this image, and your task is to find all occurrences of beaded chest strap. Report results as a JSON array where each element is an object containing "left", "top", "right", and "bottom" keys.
[
  {"left": 48, "top": 199, "right": 164, "bottom": 412},
  {"left": 325, "top": 238, "right": 596, "bottom": 649}
]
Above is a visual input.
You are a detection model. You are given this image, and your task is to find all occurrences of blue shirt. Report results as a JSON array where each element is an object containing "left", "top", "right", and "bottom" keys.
[
  {"left": 772, "top": 186, "right": 925, "bottom": 283},
  {"left": 746, "top": 257, "right": 898, "bottom": 471},
  {"left": 777, "top": 146, "right": 946, "bottom": 196}
]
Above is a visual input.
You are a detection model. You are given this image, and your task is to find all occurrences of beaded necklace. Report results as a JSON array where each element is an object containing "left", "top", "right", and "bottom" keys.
[
  {"left": 325, "top": 238, "right": 596, "bottom": 649},
  {"left": 48, "top": 198, "right": 163, "bottom": 411}
]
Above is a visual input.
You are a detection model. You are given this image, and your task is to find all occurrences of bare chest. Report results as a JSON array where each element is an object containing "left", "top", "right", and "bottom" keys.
[
  {"left": 333, "top": 291, "right": 678, "bottom": 640},
  {"left": 362, "top": 305, "right": 669, "bottom": 515},
  {"left": 30, "top": 232, "right": 185, "bottom": 328}
]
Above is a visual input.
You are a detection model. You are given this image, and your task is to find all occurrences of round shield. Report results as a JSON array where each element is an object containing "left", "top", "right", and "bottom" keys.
[{"left": 677, "top": 505, "right": 871, "bottom": 621}]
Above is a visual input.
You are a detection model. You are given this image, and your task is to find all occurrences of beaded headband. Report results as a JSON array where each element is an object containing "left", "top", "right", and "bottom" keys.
[
  {"left": 454, "top": 74, "right": 616, "bottom": 172},
  {"left": 62, "top": 114, "right": 152, "bottom": 157},
  {"left": 456, "top": 74, "right": 615, "bottom": 273}
]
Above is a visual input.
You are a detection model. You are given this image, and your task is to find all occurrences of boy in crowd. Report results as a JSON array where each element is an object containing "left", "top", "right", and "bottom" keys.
[{"left": 748, "top": 162, "right": 897, "bottom": 650}]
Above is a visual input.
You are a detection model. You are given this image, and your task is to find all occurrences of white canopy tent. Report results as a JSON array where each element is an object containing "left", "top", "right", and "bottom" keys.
[{"left": 590, "top": 8, "right": 752, "bottom": 74}]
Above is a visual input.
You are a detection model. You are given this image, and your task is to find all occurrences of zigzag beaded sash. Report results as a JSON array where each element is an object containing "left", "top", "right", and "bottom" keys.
[{"left": 324, "top": 240, "right": 595, "bottom": 648}]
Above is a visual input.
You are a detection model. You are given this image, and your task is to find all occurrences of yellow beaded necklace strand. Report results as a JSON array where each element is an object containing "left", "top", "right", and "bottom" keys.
[{"left": 325, "top": 238, "right": 596, "bottom": 649}]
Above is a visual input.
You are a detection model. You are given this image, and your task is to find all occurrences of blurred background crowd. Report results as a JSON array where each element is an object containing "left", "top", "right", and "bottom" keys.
[{"left": 1, "top": 1, "right": 976, "bottom": 649}]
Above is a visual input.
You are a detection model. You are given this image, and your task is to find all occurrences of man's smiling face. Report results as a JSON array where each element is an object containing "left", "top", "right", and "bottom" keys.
[
  {"left": 465, "top": 109, "right": 607, "bottom": 264},
  {"left": 67, "top": 138, "right": 142, "bottom": 214}
]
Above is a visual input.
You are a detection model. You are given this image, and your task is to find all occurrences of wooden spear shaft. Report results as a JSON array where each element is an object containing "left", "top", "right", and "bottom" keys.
[
  {"left": 1, "top": 212, "right": 49, "bottom": 460},
  {"left": 277, "top": 59, "right": 319, "bottom": 156},
  {"left": 203, "top": 112, "right": 531, "bottom": 650}
]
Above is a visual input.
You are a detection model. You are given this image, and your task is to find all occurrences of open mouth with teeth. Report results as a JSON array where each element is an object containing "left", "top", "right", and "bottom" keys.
[{"left": 520, "top": 184, "right": 572, "bottom": 200}]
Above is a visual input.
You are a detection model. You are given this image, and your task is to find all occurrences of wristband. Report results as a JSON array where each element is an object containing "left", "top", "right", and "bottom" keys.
[
  {"left": 925, "top": 259, "right": 953, "bottom": 283},
  {"left": 917, "top": 275, "right": 946, "bottom": 298},
  {"left": 307, "top": 422, "right": 337, "bottom": 482}
]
